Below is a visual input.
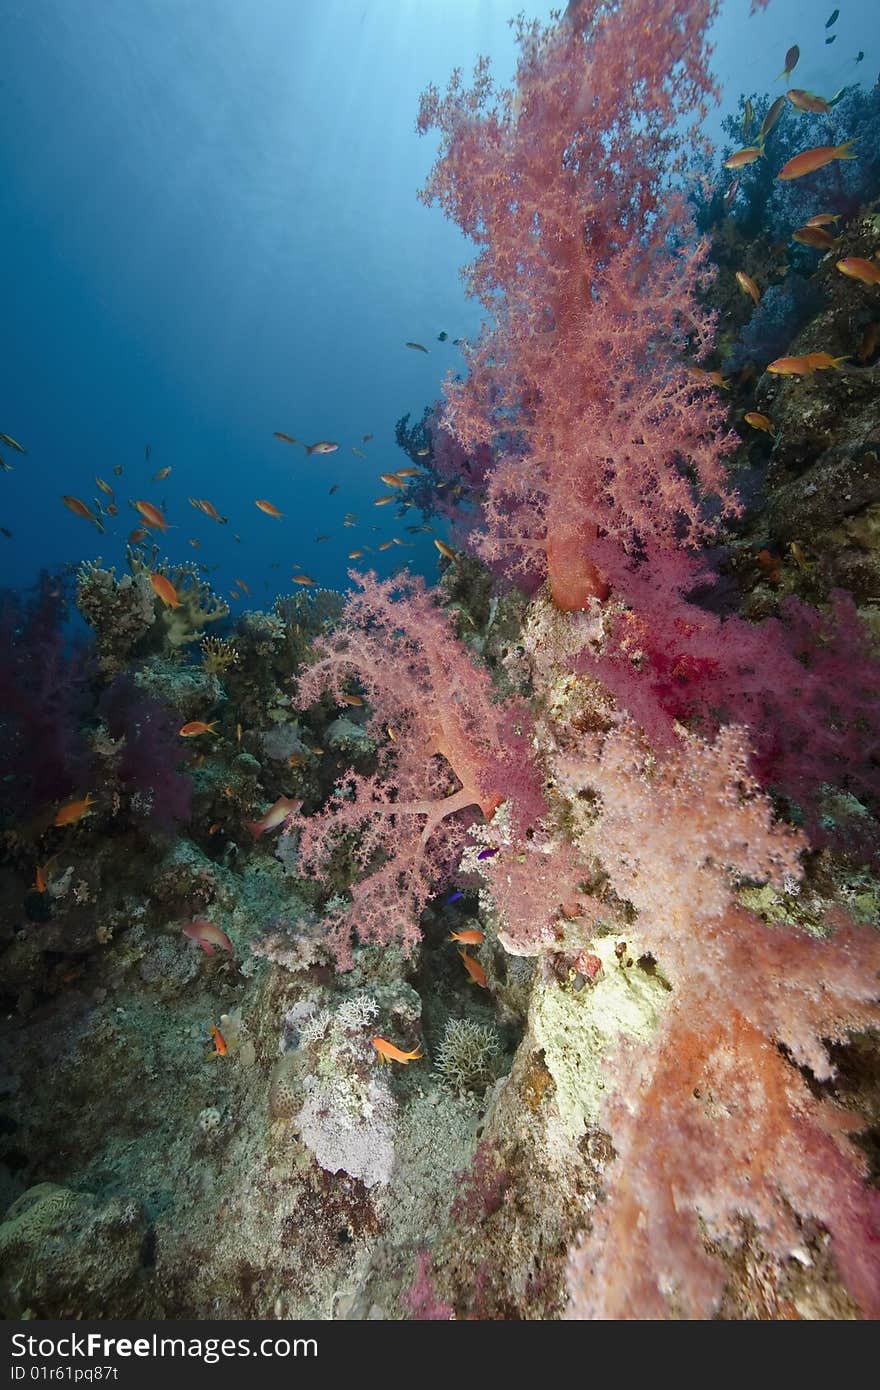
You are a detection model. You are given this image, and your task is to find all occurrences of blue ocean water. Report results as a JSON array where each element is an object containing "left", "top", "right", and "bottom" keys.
[{"left": 0, "top": 0, "right": 877, "bottom": 599}]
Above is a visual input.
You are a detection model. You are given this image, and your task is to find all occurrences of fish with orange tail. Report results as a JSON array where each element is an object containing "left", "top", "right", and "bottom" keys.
[
  {"left": 182, "top": 918, "right": 236, "bottom": 958},
  {"left": 371, "top": 1036, "right": 423, "bottom": 1064},
  {"left": 245, "top": 795, "right": 301, "bottom": 839},
  {"left": 804, "top": 213, "right": 841, "bottom": 229},
  {"left": 450, "top": 928, "right": 485, "bottom": 945},
  {"left": 757, "top": 95, "right": 786, "bottom": 144},
  {"left": 179, "top": 720, "right": 219, "bottom": 737},
  {"left": 735, "top": 271, "right": 761, "bottom": 306},
  {"left": 208, "top": 1025, "right": 227, "bottom": 1057},
  {"left": 786, "top": 89, "right": 831, "bottom": 114},
  {"left": 792, "top": 225, "right": 837, "bottom": 251},
  {"left": 836, "top": 257, "right": 880, "bottom": 287},
  {"left": 54, "top": 794, "right": 97, "bottom": 827},
  {"left": 777, "top": 141, "right": 856, "bottom": 181},
  {"left": 62, "top": 496, "right": 104, "bottom": 532},
  {"left": 150, "top": 573, "right": 182, "bottom": 609},
  {"left": 744, "top": 411, "right": 775, "bottom": 435},
  {"left": 723, "top": 146, "right": 763, "bottom": 170},
  {"left": 459, "top": 951, "right": 488, "bottom": 988},
  {"left": 767, "top": 352, "right": 847, "bottom": 376},
  {"left": 776, "top": 44, "right": 799, "bottom": 83},
  {"left": 133, "top": 499, "right": 170, "bottom": 531},
  {"left": 255, "top": 499, "right": 283, "bottom": 518},
  {"left": 685, "top": 366, "right": 727, "bottom": 388}
]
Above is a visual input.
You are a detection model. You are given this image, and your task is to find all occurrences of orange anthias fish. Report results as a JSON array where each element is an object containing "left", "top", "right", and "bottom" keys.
[
  {"left": 341, "top": 693, "right": 364, "bottom": 706},
  {"left": 209, "top": 1025, "right": 227, "bottom": 1057},
  {"left": 777, "top": 141, "right": 856, "bottom": 180},
  {"left": 245, "top": 795, "right": 301, "bottom": 838},
  {"left": 735, "top": 270, "right": 761, "bottom": 306},
  {"left": 54, "top": 794, "right": 97, "bottom": 827},
  {"left": 378, "top": 540, "right": 394, "bottom": 551},
  {"left": 396, "top": 467, "right": 420, "bottom": 477},
  {"left": 95, "top": 476, "right": 114, "bottom": 497},
  {"left": 450, "top": 928, "right": 485, "bottom": 945},
  {"left": 379, "top": 473, "right": 405, "bottom": 488},
  {"left": 836, "top": 257, "right": 880, "bottom": 287},
  {"left": 459, "top": 951, "right": 488, "bottom": 988},
  {"left": 182, "top": 919, "right": 235, "bottom": 958},
  {"left": 723, "top": 146, "right": 763, "bottom": 170},
  {"left": 255, "top": 499, "right": 283, "bottom": 517},
  {"left": 792, "top": 225, "right": 837, "bottom": 250},
  {"left": 35, "top": 864, "right": 48, "bottom": 893},
  {"left": 434, "top": 539, "right": 456, "bottom": 560},
  {"left": 274, "top": 431, "right": 298, "bottom": 444},
  {"left": 685, "top": 366, "right": 727, "bottom": 388},
  {"left": 179, "top": 720, "right": 219, "bottom": 737},
  {"left": 371, "top": 1036, "right": 423, "bottom": 1064},
  {"left": 767, "top": 352, "right": 846, "bottom": 376},
  {"left": 804, "top": 213, "right": 841, "bottom": 228},
  {"left": 128, "top": 528, "right": 149, "bottom": 544},
  {"left": 786, "top": 88, "right": 831, "bottom": 114},
  {"left": 189, "top": 497, "right": 226, "bottom": 523},
  {"left": 291, "top": 574, "right": 316, "bottom": 586},
  {"left": 153, "top": 466, "right": 172, "bottom": 481},
  {"left": 149, "top": 573, "right": 182, "bottom": 609},
  {"left": 235, "top": 578, "right": 250, "bottom": 596},
  {"left": 133, "top": 499, "right": 170, "bottom": 531},
  {"left": 757, "top": 94, "right": 786, "bottom": 144},
  {"left": 776, "top": 44, "right": 799, "bottom": 83},
  {"left": 373, "top": 494, "right": 396, "bottom": 506},
  {"left": 62, "top": 496, "right": 103, "bottom": 531},
  {"left": 744, "top": 411, "right": 775, "bottom": 435}
]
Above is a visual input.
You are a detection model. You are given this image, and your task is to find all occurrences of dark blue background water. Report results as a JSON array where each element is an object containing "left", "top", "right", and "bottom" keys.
[{"left": 1, "top": 0, "right": 876, "bottom": 602}]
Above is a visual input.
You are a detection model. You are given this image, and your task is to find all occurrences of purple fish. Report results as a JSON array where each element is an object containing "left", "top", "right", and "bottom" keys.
[
  {"left": 476, "top": 848, "right": 498, "bottom": 861},
  {"left": 446, "top": 891, "right": 464, "bottom": 904}
]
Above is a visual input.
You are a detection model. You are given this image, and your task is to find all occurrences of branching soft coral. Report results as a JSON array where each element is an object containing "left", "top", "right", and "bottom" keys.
[
  {"left": 574, "top": 541, "right": 880, "bottom": 852},
  {"left": 292, "top": 571, "right": 543, "bottom": 966},
  {"left": 555, "top": 720, "right": 880, "bottom": 1318},
  {"left": 417, "top": 0, "right": 739, "bottom": 608}
]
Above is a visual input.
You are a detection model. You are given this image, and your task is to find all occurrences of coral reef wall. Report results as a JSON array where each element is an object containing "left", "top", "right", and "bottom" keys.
[{"left": 2, "top": 0, "right": 879, "bottom": 1323}]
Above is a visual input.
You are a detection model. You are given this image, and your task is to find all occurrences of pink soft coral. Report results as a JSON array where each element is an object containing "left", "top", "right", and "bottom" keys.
[
  {"left": 292, "top": 571, "right": 543, "bottom": 967},
  {"left": 417, "top": 0, "right": 738, "bottom": 608},
  {"left": 574, "top": 541, "right": 880, "bottom": 851},
  {"left": 556, "top": 720, "right": 880, "bottom": 1318}
]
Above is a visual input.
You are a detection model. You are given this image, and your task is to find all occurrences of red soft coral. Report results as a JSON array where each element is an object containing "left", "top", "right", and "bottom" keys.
[
  {"left": 293, "top": 571, "right": 543, "bottom": 966},
  {"left": 558, "top": 720, "right": 880, "bottom": 1318},
  {"left": 417, "top": 0, "right": 738, "bottom": 608},
  {"left": 574, "top": 541, "right": 880, "bottom": 852}
]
